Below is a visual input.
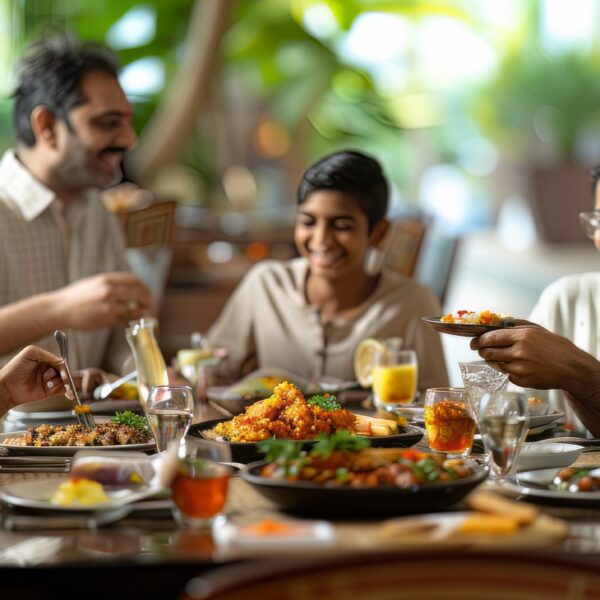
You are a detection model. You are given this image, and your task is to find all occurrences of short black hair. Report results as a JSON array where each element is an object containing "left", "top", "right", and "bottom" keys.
[
  {"left": 12, "top": 33, "right": 120, "bottom": 147},
  {"left": 297, "top": 150, "right": 389, "bottom": 232},
  {"left": 591, "top": 164, "right": 600, "bottom": 199}
]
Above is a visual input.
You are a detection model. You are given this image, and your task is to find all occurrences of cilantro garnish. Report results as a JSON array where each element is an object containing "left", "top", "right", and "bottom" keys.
[
  {"left": 307, "top": 394, "right": 341, "bottom": 411},
  {"left": 112, "top": 411, "right": 151, "bottom": 435}
]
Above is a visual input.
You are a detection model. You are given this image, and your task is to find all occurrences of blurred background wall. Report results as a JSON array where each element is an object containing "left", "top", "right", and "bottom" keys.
[{"left": 2, "top": 0, "right": 600, "bottom": 381}]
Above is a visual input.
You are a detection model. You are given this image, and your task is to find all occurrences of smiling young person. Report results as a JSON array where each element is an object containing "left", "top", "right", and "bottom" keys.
[
  {"left": 0, "top": 33, "right": 154, "bottom": 374},
  {"left": 208, "top": 150, "right": 448, "bottom": 390}
]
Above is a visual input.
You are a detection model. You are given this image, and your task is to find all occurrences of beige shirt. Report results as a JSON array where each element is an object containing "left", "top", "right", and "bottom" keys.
[
  {"left": 0, "top": 150, "right": 130, "bottom": 371},
  {"left": 207, "top": 258, "right": 448, "bottom": 390}
]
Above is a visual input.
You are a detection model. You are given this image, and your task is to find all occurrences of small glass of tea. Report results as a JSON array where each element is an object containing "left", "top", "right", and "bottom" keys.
[{"left": 171, "top": 439, "right": 232, "bottom": 529}]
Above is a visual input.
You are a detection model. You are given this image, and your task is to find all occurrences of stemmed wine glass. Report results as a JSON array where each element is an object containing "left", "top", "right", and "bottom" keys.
[
  {"left": 146, "top": 385, "right": 194, "bottom": 452},
  {"left": 477, "top": 391, "right": 529, "bottom": 481}
]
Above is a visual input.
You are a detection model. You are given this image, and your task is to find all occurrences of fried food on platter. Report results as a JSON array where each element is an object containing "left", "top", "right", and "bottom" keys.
[{"left": 212, "top": 381, "right": 398, "bottom": 443}]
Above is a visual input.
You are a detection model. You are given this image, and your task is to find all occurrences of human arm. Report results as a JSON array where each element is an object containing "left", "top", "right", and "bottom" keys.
[
  {"left": 471, "top": 325, "right": 600, "bottom": 436},
  {"left": 0, "top": 272, "right": 155, "bottom": 357},
  {"left": 0, "top": 345, "right": 66, "bottom": 417}
]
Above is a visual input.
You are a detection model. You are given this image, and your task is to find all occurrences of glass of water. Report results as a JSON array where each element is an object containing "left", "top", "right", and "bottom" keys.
[
  {"left": 459, "top": 360, "right": 509, "bottom": 419},
  {"left": 146, "top": 385, "right": 194, "bottom": 452},
  {"left": 478, "top": 391, "right": 529, "bottom": 480}
]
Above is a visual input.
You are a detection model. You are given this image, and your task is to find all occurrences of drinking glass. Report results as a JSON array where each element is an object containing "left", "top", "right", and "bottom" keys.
[
  {"left": 171, "top": 438, "right": 232, "bottom": 529},
  {"left": 146, "top": 385, "right": 194, "bottom": 452},
  {"left": 372, "top": 348, "right": 418, "bottom": 411},
  {"left": 423, "top": 387, "right": 476, "bottom": 459},
  {"left": 478, "top": 391, "right": 529, "bottom": 480},
  {"left": 459, "top": 361, "right": 509, "bottom": 419}
]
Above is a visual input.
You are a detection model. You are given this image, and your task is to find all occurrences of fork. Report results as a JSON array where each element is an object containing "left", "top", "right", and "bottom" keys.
[{"left": 54, "top": 330, "right": 95, "bottom": 429}]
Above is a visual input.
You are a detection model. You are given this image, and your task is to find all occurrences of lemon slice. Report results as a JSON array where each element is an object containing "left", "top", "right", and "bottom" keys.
[{"left": 354, "top": 338, "right": 386, "bottom": 388}]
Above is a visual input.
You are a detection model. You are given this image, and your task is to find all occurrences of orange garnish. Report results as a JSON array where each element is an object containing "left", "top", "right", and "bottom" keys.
[{"left": 244, "top": 519, "right": 296, "bottom": 536}]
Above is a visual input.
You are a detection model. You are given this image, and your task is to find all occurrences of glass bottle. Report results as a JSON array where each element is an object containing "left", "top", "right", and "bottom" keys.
[{"left": 126, "top": 317, "right": 169, "bottom": 409}]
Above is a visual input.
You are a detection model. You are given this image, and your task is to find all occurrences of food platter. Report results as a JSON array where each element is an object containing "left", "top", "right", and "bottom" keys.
[
  {"left": 504, "top": 468, "right": 600, "bottom": 507},
  {"left": 0, "top": 477, "right": 157, "bottom": 512},
  {"left": 421, "top": 316, "right": 516, "bottom": 337},
  {"left": 241, "top": 461, "right": 487, "bottom": 517},
  {"left": 0, "top": 431, "right": 156, "bottom": 457},
  {"left": 187, "top": 419, "right": 424, "bottom": 464}
]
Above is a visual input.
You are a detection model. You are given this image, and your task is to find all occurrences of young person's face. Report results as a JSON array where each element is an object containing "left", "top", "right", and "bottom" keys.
[
  {"left": 52, "top": 69, "right": 136, "bottom": 191},
  {"left": 294, "top": 190, "right": 375, "bottom": 280}
]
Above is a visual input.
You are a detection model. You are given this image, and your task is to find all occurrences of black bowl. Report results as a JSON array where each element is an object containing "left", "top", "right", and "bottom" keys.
[
  {"left": 241, "top": 461, "right": 487, "bottom": 518},
  {"left": 187, "top": 419, "right": 424, "bottom": 464}
]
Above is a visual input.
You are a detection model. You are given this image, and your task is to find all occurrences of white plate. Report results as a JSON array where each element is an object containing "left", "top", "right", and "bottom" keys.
[
  {"left": 0, "top": 431, "right": 155, "bottom": 456},
  {"left": 213, "top": 517, "right": 336, "bottom": 556},
  {"left": 517, "top": 442, "right": 583, "bottom": 471},
  {"left": 528, "top": 411, "right": 565, "bottom": 429},
  {"left": 505, "top": 468, "right": 600, "bottom": 506},
  {"left": 6, "top": 397, "right": 142, "bottom": 422},
  {"left": 0, "top": 478, "right": 157, "bottom": 512}
]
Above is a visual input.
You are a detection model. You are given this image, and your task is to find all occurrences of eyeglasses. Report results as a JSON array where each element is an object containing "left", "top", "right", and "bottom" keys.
[{"left": 580, "top": 211, "right": 600, "bottom": 239}]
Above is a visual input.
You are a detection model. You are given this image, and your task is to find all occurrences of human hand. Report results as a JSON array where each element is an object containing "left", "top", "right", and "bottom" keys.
[
  {"left": 69, "top": 368, "right": 110, "bottom": 400},
  {"left": 471, "top": 325, "right": 594, "bottom": 390},
  {"left": 53, "top": 272, "right": 156, "bottom": 330},
  {"left": 0, "top": 346, "right": 66, "bottom": 413}
]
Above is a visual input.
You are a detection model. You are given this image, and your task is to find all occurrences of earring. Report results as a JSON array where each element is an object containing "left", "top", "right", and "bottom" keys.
[{"left": 364, "top": 246, "right": 383, "bottom": 275}]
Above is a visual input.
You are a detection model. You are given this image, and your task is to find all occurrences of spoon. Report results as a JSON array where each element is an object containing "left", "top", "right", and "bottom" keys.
[{"left": 54, "top": 330, "right": 95, "bottom": 429}]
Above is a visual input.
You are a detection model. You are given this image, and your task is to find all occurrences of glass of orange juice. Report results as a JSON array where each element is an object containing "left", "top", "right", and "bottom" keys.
[
  {"left": 372, "top": 348, "right": 418, "bottom": 411},
  {"left": 171, "top": 439, "right": 232, "bottom": 529}
]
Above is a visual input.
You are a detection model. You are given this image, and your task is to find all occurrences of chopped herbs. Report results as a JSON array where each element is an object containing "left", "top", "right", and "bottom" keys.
[
  {"left": 312, "top": 430, "right": 370, "bottom": 458},
  {"left": 257, "top": 438, "right": 303, "bottom": 463},
  {"left": 307, "top": 394, "right": 341, "bottom": 411},
  {"left": 112, "top": 411, "right": 151, "bottom": 435}
]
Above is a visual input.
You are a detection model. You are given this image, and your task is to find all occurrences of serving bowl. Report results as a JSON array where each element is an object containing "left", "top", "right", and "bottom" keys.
[
  {"left": 517, "top": 442, "right": 583, "bottom": 471},
  {"left": 241, "top": 460, "right": 487, "bottom": 517}
]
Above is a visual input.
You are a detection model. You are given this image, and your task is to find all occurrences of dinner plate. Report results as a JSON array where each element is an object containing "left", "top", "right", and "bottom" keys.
[
  {"left": 505, "top": 468, "right": 600, "bottom": 507},
  {"left": 0, "top": 477, "right": 157, "bottom": 512},
  {"left": 421, "top": 316, "right": 516, "bottom": 337},
  {"left": 188, "top": 419, "right": 424, "bottom": 464},
  {"left": 528, "top": 411, "right": 565, "bottom": 429},
  {"left": 241, "top": 461, "right": 487, "bottom": 517},
  {"left": 6, "top": 397, "right": 142, "bottom": 423},
  {"left": 0, "top": 431, "right": 156, "bottom": 457}
]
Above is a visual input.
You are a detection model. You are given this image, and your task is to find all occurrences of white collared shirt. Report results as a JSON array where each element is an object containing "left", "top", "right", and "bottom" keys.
[{"left": 0, "top": 150, "right": 130, "bottom": 371}]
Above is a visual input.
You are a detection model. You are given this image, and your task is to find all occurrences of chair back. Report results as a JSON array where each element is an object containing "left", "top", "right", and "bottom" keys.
[
  {"left": 380, "top": 217, "right": 427, "bottom": 277},
  {"left": 118, "top": 200, "right": 177, "bottom": 248}
]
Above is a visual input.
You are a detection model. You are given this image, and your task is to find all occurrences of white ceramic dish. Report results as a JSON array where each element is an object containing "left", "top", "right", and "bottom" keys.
[
  {"left": 6, "top": 396, "right": 142, "bottom": 422},
  {"left": 0, "top": 477, "right": 157, "bottom": 512},
  {"left": 517, "top": 442, "right": 583, "bottom": 471},
  {"left": 0, "top": 431, "right": 155, "bottom": 456},
  {"left": 528, "top": 411, "right": 565, "bottom": 429},
  {"left": 213, "top": 517, "right": 336, "bottom": 556}
]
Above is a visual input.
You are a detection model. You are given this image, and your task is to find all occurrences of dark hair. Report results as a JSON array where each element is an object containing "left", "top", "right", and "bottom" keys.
[
  {"left": 591, "top": 164, "right": 600, "bottom": 199},
  {"left": 12, "top": 33, "right": 120, "bottom": 146},
  {"left": 297, "top": 150, "right": 389, "bottom": 232}
]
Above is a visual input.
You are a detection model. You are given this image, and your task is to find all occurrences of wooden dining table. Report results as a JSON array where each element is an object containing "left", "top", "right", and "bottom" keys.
[{"left": 2, "top": 412, "right": 600, "bottom": 600}]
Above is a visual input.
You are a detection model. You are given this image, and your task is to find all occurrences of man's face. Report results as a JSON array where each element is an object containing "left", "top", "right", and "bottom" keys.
[{"left": 51, "top": 69, "right": 137, "bottom": 192}]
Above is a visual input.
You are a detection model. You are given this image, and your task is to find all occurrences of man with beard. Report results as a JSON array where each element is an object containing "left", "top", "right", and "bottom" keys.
[{"left": 0, "top": 34, "right": 154, "bottom": 378}]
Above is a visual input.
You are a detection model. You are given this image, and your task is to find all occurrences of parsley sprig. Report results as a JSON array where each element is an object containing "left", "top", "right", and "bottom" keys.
[
  {"left": 307, "top": 394, "right": 341, "bottom": 411},
  {"left": 112, "top": 411, "right": 151, "bottom": 436}
]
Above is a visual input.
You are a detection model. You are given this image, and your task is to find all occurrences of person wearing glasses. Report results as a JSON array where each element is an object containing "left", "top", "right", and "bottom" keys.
[{"left": 472, "top": 165, "right": 600, "bottom": 435}]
